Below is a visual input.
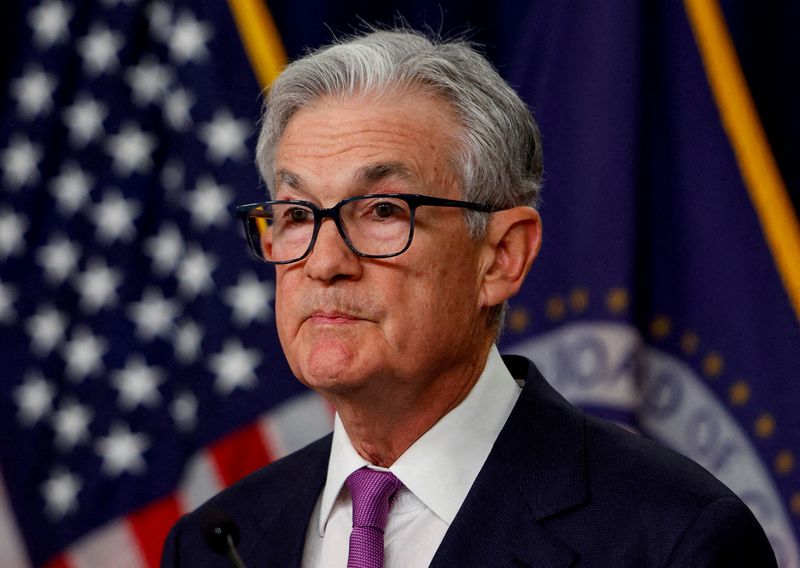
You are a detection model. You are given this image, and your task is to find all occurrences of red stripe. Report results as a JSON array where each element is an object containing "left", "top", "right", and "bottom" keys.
[
  {"left": 209, "top": 423, "right": 274, "bottom": 487},
  {"left": 42, "top": 554, "right": 71, "bottom": 568},
  {"left": 128, "top": 494, "right": 183, "bottom": 568}
]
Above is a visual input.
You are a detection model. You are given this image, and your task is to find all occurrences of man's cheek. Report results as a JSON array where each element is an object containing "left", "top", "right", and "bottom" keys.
[{"left": 274, "top": 295, "right": 296, "bottom": 351}]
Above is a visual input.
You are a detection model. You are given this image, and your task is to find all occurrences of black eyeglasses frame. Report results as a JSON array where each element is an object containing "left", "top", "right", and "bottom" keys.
[{"left": 235, "top": 193, "right": 503, "bottom": 264}]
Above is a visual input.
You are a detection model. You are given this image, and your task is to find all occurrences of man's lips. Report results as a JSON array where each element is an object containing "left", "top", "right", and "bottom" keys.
[{"left": 307, "top": 311, "right": 366, "bottom": 324}]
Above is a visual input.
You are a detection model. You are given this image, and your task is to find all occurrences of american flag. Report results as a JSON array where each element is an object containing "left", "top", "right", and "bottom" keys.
[{"left": 0, "top": 1, "right": 331, "bottom": 566}]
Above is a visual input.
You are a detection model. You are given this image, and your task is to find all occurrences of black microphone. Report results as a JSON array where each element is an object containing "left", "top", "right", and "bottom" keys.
[{"left": 202, "top": 509, "right": 247, "bottom": 568}]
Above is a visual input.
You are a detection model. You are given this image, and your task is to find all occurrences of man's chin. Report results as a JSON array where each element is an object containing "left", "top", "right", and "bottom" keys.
[{"left": 296, "top": 340, "right": 368, "bottom": 391}]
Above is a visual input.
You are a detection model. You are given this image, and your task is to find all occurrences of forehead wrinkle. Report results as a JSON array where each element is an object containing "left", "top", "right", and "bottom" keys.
[{"left": 275, "top": 94, "right": 463, "bottom": 199}]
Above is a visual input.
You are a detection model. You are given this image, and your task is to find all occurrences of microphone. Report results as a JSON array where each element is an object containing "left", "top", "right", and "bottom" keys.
[{"left": 202, "top": 509, "right": 248, "bottom": 568}]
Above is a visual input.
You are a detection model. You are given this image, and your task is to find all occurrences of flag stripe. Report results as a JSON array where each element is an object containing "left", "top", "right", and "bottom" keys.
[
  {"left": 258, "top": 392, "right": 335, "bottom": 457},
  {"left": 42, "top": 556, "right": 69, "bottom": 568},
  {"left": 65, "top": 519, "right": 146, "bottom": 568},
  {"left": 127, "top": 495, "right": 183, "bottom": 568},
  {"left": 209, "top": 423, "right": 274, "bottom": 487},
  {"left": 177, "top": 452, "right": 224, "bottom": 513},
  {"left": 227, "top": 0, "right": 288, "bottom": 89},
  {"left": 684, "top": 0, "right": 800, "bottom": 321}
]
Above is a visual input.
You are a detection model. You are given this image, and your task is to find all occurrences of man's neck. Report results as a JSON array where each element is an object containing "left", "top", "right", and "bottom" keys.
[{"left": 328, "top": 344, "right": 492, "bottom": 467}]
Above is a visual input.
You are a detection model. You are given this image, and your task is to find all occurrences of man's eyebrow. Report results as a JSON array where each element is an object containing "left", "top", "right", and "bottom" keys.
[
  {"left": 355, "top": 162, "right": 418, "bottom": 185},
  {"left": 275, "top": 169, "right": 301, "bottom": 189},
  {"left": 274, "top": 163, "right": 418, "bottom": 195}
]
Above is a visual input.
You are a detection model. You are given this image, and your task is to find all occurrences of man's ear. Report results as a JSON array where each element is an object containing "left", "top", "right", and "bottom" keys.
[{"left": 478, "top": 207, "right": 542, "bottom": 309}]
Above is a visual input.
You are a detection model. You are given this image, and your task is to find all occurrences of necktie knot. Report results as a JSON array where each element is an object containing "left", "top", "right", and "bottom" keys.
[{"left": 346, "top": 468, "right": 400, "bottom": 568}]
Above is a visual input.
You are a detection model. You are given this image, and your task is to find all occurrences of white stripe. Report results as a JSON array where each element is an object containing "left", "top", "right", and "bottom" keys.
[
  {"left": 174, "top": 392, "right": 331, "bottom": 516},
  {"left": 177, "top": 450, "right": 223, "bottom": 513},
  {"left": 0, "top": 469, "right": 32, "bottom": 568},
  {"left": 65, "top": 519, "right": 146, "bottom": 568},
  {"left": 258, "top": 391, "right": 333, "bottom": 458}
]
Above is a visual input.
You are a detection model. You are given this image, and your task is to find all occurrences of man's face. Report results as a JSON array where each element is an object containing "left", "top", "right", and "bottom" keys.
[{"left": 272, "top": 91, "right": 491, "bottom": 402}]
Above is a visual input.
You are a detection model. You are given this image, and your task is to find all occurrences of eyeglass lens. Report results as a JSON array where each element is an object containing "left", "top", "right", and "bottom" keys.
[{"left": 246, "top": 196, "right": 414, "bottom": 262}]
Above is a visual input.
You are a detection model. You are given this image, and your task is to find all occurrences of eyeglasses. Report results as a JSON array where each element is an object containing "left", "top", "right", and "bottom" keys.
[{"left": 236, "top": 193, "right": 503, "bottom": 264}]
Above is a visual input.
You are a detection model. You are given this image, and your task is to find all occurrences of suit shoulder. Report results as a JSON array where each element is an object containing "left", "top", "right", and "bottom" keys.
[
  {"left": 582, "top": 414, "right": 734, "bottom": 507},
  {"left": 539, "top": 415, "right": 775, "bottom": 564}
]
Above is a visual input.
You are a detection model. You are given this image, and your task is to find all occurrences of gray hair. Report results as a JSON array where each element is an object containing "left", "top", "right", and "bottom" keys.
[{"left": 256, "top": 28, "right": 543, "bottom": 332}]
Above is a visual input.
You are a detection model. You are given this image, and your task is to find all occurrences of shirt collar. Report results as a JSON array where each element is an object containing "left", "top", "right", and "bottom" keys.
[{"left": 317, "top": 346, "right": 521, "bottom": 535}]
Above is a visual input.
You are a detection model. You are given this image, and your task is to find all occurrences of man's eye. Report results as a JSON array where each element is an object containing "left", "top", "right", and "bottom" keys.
[
  {"left": 286, "top": 207, "right": 312, "bottom": 222},
  {"left": 371, "top": 202, "right": 402, "bottom": 219}
]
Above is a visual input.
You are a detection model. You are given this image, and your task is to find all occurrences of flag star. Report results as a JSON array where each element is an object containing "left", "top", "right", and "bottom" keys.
[
  {"left": 28, "top": 0, "right": 73, "bottom": 49},
  {"left": 77, "top": 25, "right": 124, "bottom": 76},
  {"left": 223, "top": 272, "right": 274, "bottom": 327},
  {"left": 0, "top": 208, "right": 29, "bottom": 260},
  {"left": 62, "top": 94, "right": 107, "bottom": 147},
  {"left": 146, "top": 1, "right": 173, "bottom": 42},
  {"left": 50, "top": 161, "right": 94, "bottom": 215},
  {"left": 51, "top": 398, "right": 92, "bottom": 451},
  {"left": 12, "top": 371, "right": 55, "bottom": 427},
  {"left": 111, "top": 356, "right": 164, "bottom": 410},
  {"left": 95, "top": 423, "right": 150, "bottom": 477},
  {"left": 208, "top": 339, "right": 262, "bottom": 395},
  {"left": 127, "top": 287, "right": 180, "bottom": 341},
  {"left": 174, "top": 319, "right": 203, "bottom": 363},
  {"left": 1, "top": 135, "right": 43, "bottom": 189},
  {"left": 170, "top": 391, "right": 197, "bottom": 431},
  {"left": 10, "top": 66, "right": 57, "bottom": 119},
  {"left": 198, "top": 109, "right": 250, "bottom": 163},
  {"left": 185, "top": 176, "right": 232, "bottom": 229},
  {"left": 125, "top": 56, "right": 173, "bottom": 106},
  {"left": 177, "top": 245, "right": 217, "bottom": 299},
  {"left": 163, "top": 88, "right": 194, "bottom": 131},
  {"left": 61, "top": 325, "right": 107, "bottom": 381},
  {"left": 36, "top": 234, "right": 81, "bottom": 286},
  {"left": 91, "top": 189, "right": 141, "bottom": 243},
  {"left": 105, "top": 123, "right": 157, "bottom": 176},
  {"left": 144, "top": 223, "right": 184, "bottom": 276},
  {"left": 26, "top": 304, "right": 68, "bottom": 356},
  {"left": 0, "top": 280, "right": 18, "bottom": 324},
  {"left": 72, "top": 257, "right": 122, "bottom": 313},
  {"left": 41, "top": 468, "right": 82, "bottom": 519},
  {"left": 169, "top": 11, "right": 213, "bottom": 64}
]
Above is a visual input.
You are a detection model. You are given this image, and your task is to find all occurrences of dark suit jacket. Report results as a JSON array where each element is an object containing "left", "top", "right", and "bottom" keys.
[{"left": 162, "top": 356, "right": 776, "bottom": 567}]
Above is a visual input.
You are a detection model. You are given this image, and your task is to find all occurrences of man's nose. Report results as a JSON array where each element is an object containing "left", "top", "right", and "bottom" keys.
[{"left": 302, "top": 218, "right": 362, "bottom": 282}]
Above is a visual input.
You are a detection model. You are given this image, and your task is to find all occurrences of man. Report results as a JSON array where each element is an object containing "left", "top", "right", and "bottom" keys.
[{"left": 162, "top": 29, "right": 776, "bottom": 567}]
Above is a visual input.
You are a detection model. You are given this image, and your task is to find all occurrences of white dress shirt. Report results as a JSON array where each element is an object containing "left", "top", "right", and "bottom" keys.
[{"left": 301, "top": 346, "right": 522, "bottom": 567}]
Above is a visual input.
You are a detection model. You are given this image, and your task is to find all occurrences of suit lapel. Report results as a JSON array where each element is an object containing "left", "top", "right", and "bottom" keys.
[
  {"left": 429, "top": 455, "right": 577, "bottom": 568},
  {"left": 236, "top": 435, "right": 332, "bottom": 567},
  {"left": 431, "top": 356, "right": 588, "bottom": 567}
]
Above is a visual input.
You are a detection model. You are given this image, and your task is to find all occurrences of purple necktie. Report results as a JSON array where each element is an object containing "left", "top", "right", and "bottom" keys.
[{"left": 346, "top": 468, "right": 401, "bottom": 568}]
